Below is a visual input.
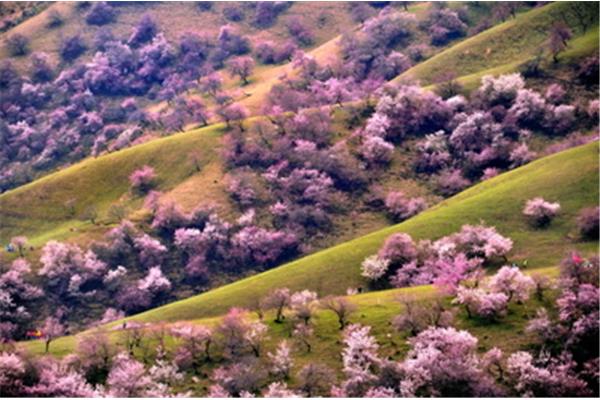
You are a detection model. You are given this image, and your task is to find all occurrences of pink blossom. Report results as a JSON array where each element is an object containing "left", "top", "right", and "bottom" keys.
[
  {"left": 137, "top": 266, "right": 171, "bottom": 294},
  {"left": 107, "top": 353, "right": 152, "bottom": 396},
  {"left": 401, "top": 326, "right": 498, "bottom": 396},
  {"left": 361, "top": 255, "right": 391, "bottom": 281},
  {"left": 488, "top": 265, "right": 535, "bottom": 302},
  {"left": 133, "top": 234, "right": 167, "bottom": 266},
  {"left": 378, "top": 233, "right": 417, "bottom": 265},
  {"left": 129, "top": 165, "right": 157, "bottom": 192},
  {"left": 0, "top": 352, "right": 26, "bottom": 396},
  {"left": 384, "top": 191, "right": 427, "bottom": 222},
  {"left": 268, "top": 340, "right": 294, "bottom": 379},
  {"left": 263, "top": 382, "right": 302, "bottom": 398},
  {"left": 453, "top": 286, "right": 508, "bottom": 320},
  {"left": 523, "top": 197, "right": 561, "bottom": 227},
  {"left": 360, "top": 135, "right": 394, "bottom": 164}
]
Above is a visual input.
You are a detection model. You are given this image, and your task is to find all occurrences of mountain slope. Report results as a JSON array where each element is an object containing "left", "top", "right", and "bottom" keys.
[
  {"left": 396, "top": 2, "right": 599, "bottom": 89},
  {"left": 102, "top": 141, "right": 599, "bottom": 324},
  {"left": 0, "top": 123, "right": 228, "bottom": 245},
  {"left": 22, "top": 265, "right": 561, "bottom": 362}
]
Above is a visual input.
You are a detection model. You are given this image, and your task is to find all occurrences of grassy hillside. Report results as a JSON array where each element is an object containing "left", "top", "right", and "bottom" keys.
[
  {"left": 17, "top": 143, "right": 596, "bottom": 391},
  {"left": 397, "top": 2, "right": 599, "bottom": 89},
  {"left": 81, "top": 141, "right": 598, "bottom": 325},
  {"left": 0, "top": 123, "right": 230, "bottom": 246},
  {"left": 0, "top": 2, "right": 357, "bottom": 73},
  {"left": 21, "top": 265, "right": 560, "bottom": 367}
]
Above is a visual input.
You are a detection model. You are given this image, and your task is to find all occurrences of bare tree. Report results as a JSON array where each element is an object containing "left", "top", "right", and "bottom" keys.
[{"left": 320, "top": 296, "right": 357, "bottom": 330}]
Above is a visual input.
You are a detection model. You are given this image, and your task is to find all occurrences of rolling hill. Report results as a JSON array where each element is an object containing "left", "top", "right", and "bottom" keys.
[
  {"left": 397, "top": 1, "right": 599, "bottom": 90},
  {"left": 1, "top": 2, "right": 598, "bottom": 397},
  {"left": 103, "top": 140, "right": 598, "bottom": 324},
  {"left": 0, "top": 123, "right": 229, "bottom": 246},
  {"left": 16, "top": 140, "right": 593, "bottom": 360}
]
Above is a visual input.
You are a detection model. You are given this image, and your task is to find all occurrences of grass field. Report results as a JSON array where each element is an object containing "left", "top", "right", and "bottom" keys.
[
  {"left": 397, "top": 2, "right": 599, "bottom": 88},
  {"left": 27, "top": 141, "right": 591, "bottom": 330},
  {"left": 0, "top": 123, "right": 227, "bottom": 246},
  {"left": 4, "top": 4, "right": 598, "bottom": 389},
  {"left": 20, "top": 264, "right": 561, "bottom": 377}
]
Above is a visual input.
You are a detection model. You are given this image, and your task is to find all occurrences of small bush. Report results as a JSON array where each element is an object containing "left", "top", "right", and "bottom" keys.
[
  {"left": 85, "top": 2, "right": 116, "bottom": 25},
  {"left": 6, "top": 34, "right": 29, "bottom": 56},
  {"left": 384, "top": 191, "right": 427, "bottom": 222},
  {"left": 129, "top": 165, "right": 157, "bottom": 193},
  {"left": 128, "top": 13, "right": 158, "bottom": 46},
  {"left": 60, "top": 34, "right": 87, "bottom": 61},
  {"left": 46, "top": 10, "right": 63, "bottom": 28},
  {"left": 223, "top": 5, "right": 245, "bottom": 22},
  {"left": 196, "top": 2, "right": 213, "bottom": 11},
  {"left": 523, "top": 197, "right": 560, "bottom": 227},
  {"left": 576, "top": 207, "right": 599, "bottom": 239}
]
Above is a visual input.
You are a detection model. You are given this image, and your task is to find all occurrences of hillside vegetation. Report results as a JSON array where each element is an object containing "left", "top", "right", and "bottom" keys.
[
  {"left": 97, "top": 141, "right": 598, "bottom": 324},
  {"left": 397, "top": 1, "right": 599, "bottom": 88},
  {"left": 0, "top": 124, "right": 228, "bottom": 245}
]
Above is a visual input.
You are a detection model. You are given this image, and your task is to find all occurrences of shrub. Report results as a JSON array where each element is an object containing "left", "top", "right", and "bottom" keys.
[
  {"left": 128, "top": 14, "right": 158, "bottom": 46},
  {"left": 435, "top": 168, "right": 470, "bottom": 196},
  {"left": 226, "top": 56, "right": 255, "bottom": 85},
  {"left": 46, "top": 10, "right": 63, "bottom": 28},
  {"left": 523, "top": 197, "right": 561, "bottom": 227},
  {"left": 6, "top": 34, "right": 29, "bottom": 56},
  {"left": 477, "top": 73, "right": 525, "bottom": 106},
  {"left": 545, "top": 84, "right": 566, "bottom": 105},
  {"left": 217, "top": 25, "right": 250, "bottom": 56},
  {"left": 378, "top": 233, "right": 417, "bottom": 266},
  {"left": 453, "top": 286, "right": 508, "bottom": 320},
  {"left": 267, "top": 340, "right": 294, "bottom": 379},
  {"left": 0, "top": 353, "right": 26, "bottom": 396},
  {"left": 488, "top": 266, "right": 535, "bottom": 303},
  {"left": 509, "top": 143, "right": 535, "bottom": 168},
  {"left": 196, "top": 2, "right": 213, "bottom": 11},
  {"left": 30, "top": 52, "right": 54, "bottom": 82},
  {"left": 506, "top": 351, "right": 591, "bottom": 397},
  {"left": 253, "top": 1, "right": 289, "bottom": 27},
  {"left": 450, "top": 224, "right": 513, "bottom": 261},
  {"left": 401, "top": 327, "right": 501, "bottom": 396},
  {"left": 286, "top": 16, "right": 314, "bottom": 46},
  {"left": 427, "top": 8, "right": 467, "bottom": 45},
  {"left": 85, "top": 2, "right": 116, "bottom": 25},
  {"left": 576, "top": 207, "right": 599, "bottom": 239},
  {"left": 406, "top": 43, "right": 431, "bottom": 62},
  {"left": 216, "top": 103, "right": 249, "bottom": 128},
  {"left": 223, "top": 5, "right": 245, "bottom": 21},
  {"left": 361, "top": 254, "right": 390, "bottom": 281},
  {"left": 60, "top": 35, "right": 87, "bottom": 61},
  {"left": 349, "top": 2, "right": 375, "bottom": 23},
  {"left": 255, "top": 40, "right": 296, "bottom": 64},
  {"left": 373, "top": 84, "right": 451, "bottom": 141},
  {"left": 384, "top": 191, "right": 427, "bottom": 222},
  {"left": 297, "top": 363, "right": 335, "bottom": 396}
]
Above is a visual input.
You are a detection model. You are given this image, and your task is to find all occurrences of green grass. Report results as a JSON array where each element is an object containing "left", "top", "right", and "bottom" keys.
[
  {"left": 0, "top": 124, "right": 226, "bottom": 245},
  {"left": 19, "top": 276, "right": 562, "bottom": 397},
  {"left": 397, "top": 2, "right": 599, "bottom": 87},
  {"left": 20, "top": 266, "right": 559, "bottom": 366},
  {"left": 64, "top": 141, "right": 597, "bottom": 326}
]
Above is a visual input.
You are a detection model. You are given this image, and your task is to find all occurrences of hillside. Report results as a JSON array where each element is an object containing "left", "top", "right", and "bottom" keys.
[
  {"left": 0, "top": 2, "right": 356, "bottom": 73},
  {"left": 0, "top": 123, "right": 229, "bottom": 246},
  {"left": 397, "top": 1, "right": 599, "bottom": 89},
  {"left": 1, "top": 2, "right": 598, "bottom": 397},
  {"left": 89, "top": 141, "right": 599, "bottom": 324},
  {"left": 14, "top": 138, "right": 597, "bottom": 354}
]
